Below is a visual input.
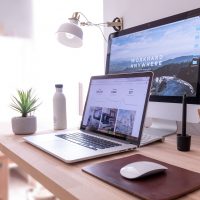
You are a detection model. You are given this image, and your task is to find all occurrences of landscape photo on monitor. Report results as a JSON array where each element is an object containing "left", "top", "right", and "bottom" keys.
[{"left": 108, "top": 17, "right": 200, "bottom": 97}]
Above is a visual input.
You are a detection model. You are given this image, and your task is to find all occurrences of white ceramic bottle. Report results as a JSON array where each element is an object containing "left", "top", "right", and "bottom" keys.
[{"left": 53, "top": 84, "right": 67, "bottom": 130}]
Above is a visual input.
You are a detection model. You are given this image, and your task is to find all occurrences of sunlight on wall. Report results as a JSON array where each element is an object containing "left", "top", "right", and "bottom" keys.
[{"left": 0, "top": 0, "right": 104, "bottom": 129}]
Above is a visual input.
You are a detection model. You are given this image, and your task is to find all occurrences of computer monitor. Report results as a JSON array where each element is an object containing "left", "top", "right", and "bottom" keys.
[{"left": 105, "top": 8, "right": 200, "bottom": 136}]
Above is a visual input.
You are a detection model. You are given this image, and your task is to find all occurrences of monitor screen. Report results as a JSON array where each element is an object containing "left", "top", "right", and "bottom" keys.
[{"left": 105, "top": 8, "right": 200, "bottom": 104}]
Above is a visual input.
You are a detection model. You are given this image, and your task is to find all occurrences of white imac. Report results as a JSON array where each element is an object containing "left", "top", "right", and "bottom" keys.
[{"left": 105, "top": 8, "right": 200, "bottom": 136}]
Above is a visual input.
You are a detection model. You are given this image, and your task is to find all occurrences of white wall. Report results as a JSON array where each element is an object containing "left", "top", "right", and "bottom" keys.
[
  {"left": 29, "top": 0, "right": 104, "bottom": 129},
  {"left": 104, "top": 0, "right": 200, "bottom": 36},
  {"left": 0, "top": 0, "right": 104, "bottom": 129}
]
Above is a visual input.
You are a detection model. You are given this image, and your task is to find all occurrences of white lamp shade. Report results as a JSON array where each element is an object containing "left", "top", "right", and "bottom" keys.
[{"left": 57, "top": 22, "right": 83, "bottom": 48}]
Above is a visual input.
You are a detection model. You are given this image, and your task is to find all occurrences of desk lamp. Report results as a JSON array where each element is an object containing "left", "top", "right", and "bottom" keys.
[{"left": 57, "top": 12, "right": 123, "bottom": 48}]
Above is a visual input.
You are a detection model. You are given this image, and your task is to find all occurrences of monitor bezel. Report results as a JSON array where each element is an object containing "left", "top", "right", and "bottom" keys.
[{"left": 105, "top": 8, "right": 200, "bottom": 104}]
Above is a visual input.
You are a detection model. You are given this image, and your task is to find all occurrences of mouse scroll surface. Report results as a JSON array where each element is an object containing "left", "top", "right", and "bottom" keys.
[{"left": 120, "top": 161, "right": 168, "bottom": 179}]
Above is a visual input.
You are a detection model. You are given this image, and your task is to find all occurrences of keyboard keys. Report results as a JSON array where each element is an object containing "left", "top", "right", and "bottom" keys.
[{"left": 56, "top": 133, "right": 121, "bottom": 150}]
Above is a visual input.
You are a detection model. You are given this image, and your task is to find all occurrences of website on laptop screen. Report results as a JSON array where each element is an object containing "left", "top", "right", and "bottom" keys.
[{"left": 81, "top": 76, "right": 150, "bottom": 139}]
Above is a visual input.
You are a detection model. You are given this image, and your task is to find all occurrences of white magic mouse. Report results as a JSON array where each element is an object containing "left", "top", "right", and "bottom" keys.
[{"left": 120, "top": 161, "right": 168, "bottom": 179}]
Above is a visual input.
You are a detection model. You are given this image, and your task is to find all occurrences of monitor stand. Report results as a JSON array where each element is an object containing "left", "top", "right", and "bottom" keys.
[{"left": 143, "top": 117, "right": 178, "bottom": 137}]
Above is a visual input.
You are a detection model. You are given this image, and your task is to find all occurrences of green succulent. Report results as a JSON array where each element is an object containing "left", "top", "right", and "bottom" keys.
[{"left": 10, "top": 89, "right": 40, "bottom": 117}]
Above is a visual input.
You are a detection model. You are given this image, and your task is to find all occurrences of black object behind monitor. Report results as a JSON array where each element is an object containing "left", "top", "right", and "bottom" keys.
[{"left": 105, "top": 8, "right": 200, "bottom": 105}]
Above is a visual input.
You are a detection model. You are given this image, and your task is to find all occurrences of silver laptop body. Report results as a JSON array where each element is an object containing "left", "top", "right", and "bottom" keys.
[{"left": 24, "top": 72, "right": 153, "bottom": 163}]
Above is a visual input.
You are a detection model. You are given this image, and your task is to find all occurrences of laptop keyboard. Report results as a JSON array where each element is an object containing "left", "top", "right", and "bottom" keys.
[{"left": 56, "top": 133, "right": 122, "bottom": 150}]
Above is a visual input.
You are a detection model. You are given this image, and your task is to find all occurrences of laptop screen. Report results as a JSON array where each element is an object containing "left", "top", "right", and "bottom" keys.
[{"left": 81, "top": 72, "right": 152, "bottom": 143}]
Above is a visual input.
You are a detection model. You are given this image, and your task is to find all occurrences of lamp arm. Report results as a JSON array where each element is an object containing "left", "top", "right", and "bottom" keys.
[
  {"left": 107, "top": 21, "right": 123, "bottom": 28},
  {"left": 77, "top": 12, "right": 91, "bottom": 23},
  {"left": 72, "top": 12, "right": 123, "bottom": 31}
]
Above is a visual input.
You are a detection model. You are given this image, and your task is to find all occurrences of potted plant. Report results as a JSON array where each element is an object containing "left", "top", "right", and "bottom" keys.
[{"left": 10, "top": 88, "right": 40, "bottom": 135}]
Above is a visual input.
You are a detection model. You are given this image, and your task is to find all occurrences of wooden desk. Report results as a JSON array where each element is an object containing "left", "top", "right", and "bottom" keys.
[
  {"left": 0, "top": 152, "right": 8, "bottom": 200},
  {"left": 0, "top": 124, "right": 200, "bottom": 200}
]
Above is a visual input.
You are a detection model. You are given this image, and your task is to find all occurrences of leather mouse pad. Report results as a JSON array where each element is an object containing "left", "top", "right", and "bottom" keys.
[{"left": 82, "top": 154, "right": 200, "bottom": 200}]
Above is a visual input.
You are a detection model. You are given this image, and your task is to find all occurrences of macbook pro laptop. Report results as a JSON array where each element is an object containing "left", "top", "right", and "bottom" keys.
[{"left": 24, "top": 72, "right": 160, "bottom": 163}]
